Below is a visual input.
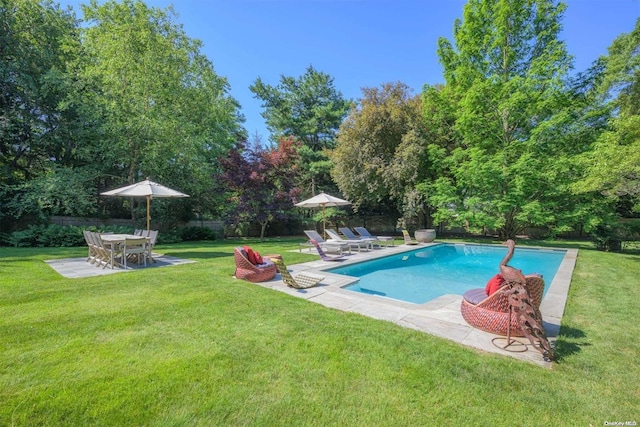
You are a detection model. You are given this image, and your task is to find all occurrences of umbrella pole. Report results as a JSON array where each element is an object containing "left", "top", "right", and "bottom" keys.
[
  {"left": 322, "top": 205, "right": 326, "bottom": 239},
  {"left": 146, "top": 195, "right": 151, "bottom": 231}
]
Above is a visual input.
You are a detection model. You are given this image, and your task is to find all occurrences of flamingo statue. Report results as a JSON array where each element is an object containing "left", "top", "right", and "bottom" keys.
[{"left": 499, "top": 239, "right": 556, "bottom": 362}]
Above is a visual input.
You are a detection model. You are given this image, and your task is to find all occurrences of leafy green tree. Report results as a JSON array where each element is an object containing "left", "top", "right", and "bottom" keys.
[
  {"left": 429, "top": 0, "right": 587, "bottom": 239},
  {"left": 331, "top": 82, "right": 430, "bottom": 223},
  {"left": 574, "top": 18, "right": 640, "bottom": 215},
  {"left": 81, "top": 0, "right": 243, "bottom": 224},
  {"left": 250, "top": 65, "right": 351, "bottom": 195},
  {"left": 0, "top": 0, "right": 101, "bottom": 224}
]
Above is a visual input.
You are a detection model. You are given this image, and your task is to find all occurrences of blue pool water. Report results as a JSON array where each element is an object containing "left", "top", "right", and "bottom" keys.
[{"left": 329, "top": 243, "right": 566, "bottom": 304}]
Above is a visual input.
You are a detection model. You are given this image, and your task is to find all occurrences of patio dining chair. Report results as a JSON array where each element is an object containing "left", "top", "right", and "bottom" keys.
[
  {"left": 83, "top": 230, "right": 98, "bottom": 264},
  {"left": 122, "top": 237, "right": 149, "bottom": 268},
  {"left": 92, "top": 232, "right": 121, "bottom": 269}
]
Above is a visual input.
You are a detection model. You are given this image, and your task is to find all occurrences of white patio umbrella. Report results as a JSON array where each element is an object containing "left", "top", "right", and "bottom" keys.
[
  {"left": 295, "top": 192, "right": 351, "bottom": 238},
  {"left": 101, "top": 178, "right": 189, "bottom": 230}
]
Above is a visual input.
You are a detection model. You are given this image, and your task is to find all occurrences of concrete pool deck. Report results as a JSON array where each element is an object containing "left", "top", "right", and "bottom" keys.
[{"left": 256, "top": 242, "right": 578, "bottom": 368}]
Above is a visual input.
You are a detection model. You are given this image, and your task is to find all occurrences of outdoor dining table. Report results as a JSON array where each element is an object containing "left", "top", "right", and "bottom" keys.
[{"left": 100, "top": 233, "right": 150, "bottom": 269}]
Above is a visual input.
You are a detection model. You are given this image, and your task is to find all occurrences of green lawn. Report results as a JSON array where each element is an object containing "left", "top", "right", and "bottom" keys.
[{"left": 1, "top": 237, "right": 638, "bottom": 426}]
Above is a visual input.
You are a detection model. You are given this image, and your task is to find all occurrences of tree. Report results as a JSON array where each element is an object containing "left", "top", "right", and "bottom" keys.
[
  {"left": 331, "top": 82, "right": 430, "bottom": 223},
  {"left": 250, "top": 65, "right": 351, "bottom": 195},
  {"left": 0, "top": 0, "right": 101, "bottom": 225},
  {"left": 218, "top": 137, "right": 300, "bottom": 241},
  {"left": 429, "top": 0, "right": 585, "bottom": 239},
  {"left": 574, "top": 18, "right": 640, "bottom": 215},
  {"left": 81, "top": 0, "right": 243, "bottom": 224},
  {"left": 250, "top": 65, "right": 350, "bottom": 150}
]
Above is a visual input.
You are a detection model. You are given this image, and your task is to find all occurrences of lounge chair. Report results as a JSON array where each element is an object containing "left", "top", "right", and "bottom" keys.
[
  {"left": 233, "top": 247, "right": 277, "bottom": 282},
  {"left": 273, "top": 258, "right": 324, "bottom": 289},
  {"left": 326, "top": 229, "right": 372, "bottom": 252},
  {"left": 339, "top": 227, "right": 379, "bottom": 248},
  {"left": 309, "top": 239, "right": 346, "bottom": 261},
  {"left": 402, "top": 230, "right": 419, "bottom": 245},
  {"left": 353, "top": 226, "right": 394, "bottom": 247},
  {"left": 304, "top": 230, "right": 350, "bottom": 254},
  {"left": 460, "top": 274, "right": 545, "bottom": 336}
]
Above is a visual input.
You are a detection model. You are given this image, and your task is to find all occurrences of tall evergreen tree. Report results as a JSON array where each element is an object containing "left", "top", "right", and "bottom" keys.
[{"left": 250, "top": 65, "right": 351, "bottom": 196}]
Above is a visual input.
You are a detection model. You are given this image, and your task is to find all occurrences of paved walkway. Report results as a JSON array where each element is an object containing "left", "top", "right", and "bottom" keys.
[{"left": 256, "top": 242, "right": 578, "bottom": 367}]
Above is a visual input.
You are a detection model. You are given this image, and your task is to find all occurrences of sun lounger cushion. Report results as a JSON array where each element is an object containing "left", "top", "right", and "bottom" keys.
[{"left": 462, "top": 288, "right": 488, "bottom": 305}]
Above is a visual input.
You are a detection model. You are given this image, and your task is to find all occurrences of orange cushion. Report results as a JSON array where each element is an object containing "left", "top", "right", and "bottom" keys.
[
  {"left": 243, "top": 246, "right": 258, "bottom": 264},
  {"left": 485, "top": 274, "right": 505, "bottom": 296}
]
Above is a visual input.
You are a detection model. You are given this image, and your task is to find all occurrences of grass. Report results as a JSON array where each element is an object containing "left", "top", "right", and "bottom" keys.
[{"left": 1, "top": 237, "right": 638, "bottom": 426}]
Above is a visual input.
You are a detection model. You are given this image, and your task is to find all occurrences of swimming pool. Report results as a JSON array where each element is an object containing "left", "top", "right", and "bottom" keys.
[{"left": 329, "top": 243, "right": 566, "bottom": 304}]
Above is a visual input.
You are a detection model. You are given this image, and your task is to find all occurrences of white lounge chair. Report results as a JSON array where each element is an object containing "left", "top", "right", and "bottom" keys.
[
  {"left": 339, "top": 227, "right": 379, "bottom": 248},
  {"left": 303, "top": 230, "right": 351, "bottom": 254},
  {"left": 354, "top": 226, "right": 394, "bottom": 247},
  {"left": 326, "top": 229, "right": 372, "bottom": 252}
]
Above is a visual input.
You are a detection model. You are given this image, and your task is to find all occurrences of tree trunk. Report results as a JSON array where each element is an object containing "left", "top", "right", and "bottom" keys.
[{"left": 259, "top": 221, "right": 268, "bottom": 242}]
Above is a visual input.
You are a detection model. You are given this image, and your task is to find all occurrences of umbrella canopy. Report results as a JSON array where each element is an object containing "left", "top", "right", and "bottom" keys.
[
  {"left": 101, "top": 178, "right": 189, "bottom": 230},
  {"left": 295, "top": 192, "right": 351, "bottom": 238}
]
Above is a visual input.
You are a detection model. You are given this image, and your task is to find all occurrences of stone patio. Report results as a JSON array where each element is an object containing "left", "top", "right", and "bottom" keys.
[
  {"left": 255, "top": 242, "right": 578, "bottom": 368},
  {"left": 45, "top": 253, "right": 195, "bottom": 278}
]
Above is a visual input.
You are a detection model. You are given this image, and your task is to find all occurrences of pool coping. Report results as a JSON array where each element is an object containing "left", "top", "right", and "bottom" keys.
[{"left": 254, "top": 241, "right": 578, "bottom": 368}]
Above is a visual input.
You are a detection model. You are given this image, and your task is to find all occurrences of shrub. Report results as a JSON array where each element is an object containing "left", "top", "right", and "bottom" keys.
[
  {"left": 4, "top": 224, "right": 136, "bottom": 247},
  {"left": 179, "top": 226, "right": 217, "bottom": 241},
  {"left": 589, "top": 220, "right": 640, "bottom": 251},
  {"left": 6, "top": 224, "right": 85, "bottom": 247}
]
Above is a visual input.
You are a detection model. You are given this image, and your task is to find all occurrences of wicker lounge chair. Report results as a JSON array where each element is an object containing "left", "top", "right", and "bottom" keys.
[
  {"left": 460, "top": 274, "right": 545, "bottom": 336},
  {"left": 233, "top": 247, "right": 277, "bottom": 282},
  {"left": 273, "top": 258, "right": 324, "bottom": 289}
]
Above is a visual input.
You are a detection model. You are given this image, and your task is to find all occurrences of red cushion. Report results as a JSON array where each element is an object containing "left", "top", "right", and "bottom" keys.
[
  {"left": 243, "top": 246, "right": 258, "bottom": 265},
  {"left": 254, "top": 251, "right": 263, "bottom": 264},
  {"left": 485, "top": 274, "right": 505, "bottom": 296}
]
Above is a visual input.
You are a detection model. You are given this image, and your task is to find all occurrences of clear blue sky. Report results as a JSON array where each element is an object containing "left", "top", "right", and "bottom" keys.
[{"left": 59, "top": 0, "right": 639, "bottom": 140}]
